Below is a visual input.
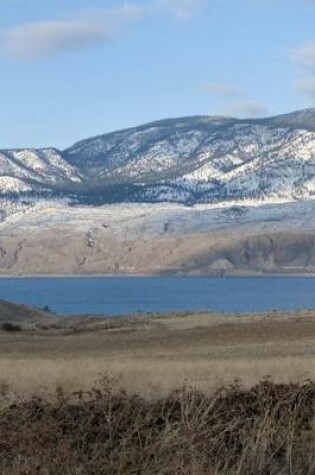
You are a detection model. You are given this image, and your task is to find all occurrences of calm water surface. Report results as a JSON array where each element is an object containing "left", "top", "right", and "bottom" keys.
[{"left": 0, "top": 276, "right": 315, "bottom": 315}]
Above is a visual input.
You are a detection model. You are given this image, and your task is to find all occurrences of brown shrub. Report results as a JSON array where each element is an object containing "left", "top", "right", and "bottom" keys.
[
  {"left": 0, "top": 380, "right": 314, "bottom": 474},
  {"left": 1, "top": 322, "right": 22, "bottom": 332}
]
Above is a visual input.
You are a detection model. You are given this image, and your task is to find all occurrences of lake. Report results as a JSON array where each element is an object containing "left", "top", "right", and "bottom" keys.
[{"left": 0, "top": 276, "right": 315, "bottom": 315}]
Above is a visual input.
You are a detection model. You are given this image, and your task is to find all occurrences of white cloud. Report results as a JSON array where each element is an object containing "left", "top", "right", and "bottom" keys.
[
  {"left": 2, "top": 0, "right": 203, "bottom": 62},
  {"left": 2, "top": 3, "right": 145, "bottom": 61},
  {"left": 4, "top": 20, "right": 108, "bottom": 61},
  {"left": 202, "top": 81, "right": 239, "bottom": 98},
  {"left": 294, "top": 78, "right": 315, "bottom": 100},
  {"left": 227, "top": 100, "right": 269, "bottom": 118},
  {"left": 292, "top": 42, "right": 315, "bottom": 69}
]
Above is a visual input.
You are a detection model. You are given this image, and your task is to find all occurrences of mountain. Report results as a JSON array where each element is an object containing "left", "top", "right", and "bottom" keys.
[
  {"left": 0, "top": 148, "right": 81, "bottom": 193},
  {"left": 1, "top": 108, "right": 315, "bottom": 276},
  {"left": 2, "top": 108, "right": 315, "bottom": 205}
]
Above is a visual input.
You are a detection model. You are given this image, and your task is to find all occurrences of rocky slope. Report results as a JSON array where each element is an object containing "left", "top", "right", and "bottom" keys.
[{"left": 0, "top": 199, "right": 315, "bottom": 275}]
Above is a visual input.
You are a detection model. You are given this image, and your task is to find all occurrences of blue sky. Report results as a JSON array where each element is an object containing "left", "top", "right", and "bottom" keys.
[{"left": 1, "top": 0, "right": 315, "bottom": 149}]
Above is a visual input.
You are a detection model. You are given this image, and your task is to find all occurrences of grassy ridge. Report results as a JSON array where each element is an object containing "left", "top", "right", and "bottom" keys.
[
  {"left": 0, "top": 299, "right": 47, "bottom": 323},
  {"left": 1, "top": 380, "right": 315, "bottom": 474}
]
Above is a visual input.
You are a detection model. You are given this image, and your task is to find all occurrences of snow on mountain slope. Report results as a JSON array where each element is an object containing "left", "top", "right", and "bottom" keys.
[
  {"left": 170, "top": 128, "right": 315, "bottom": 201},
  {"left": 0, "top": 176, "right": 32, "bottom": 194},
  {"left": 10, "top": 148, "right": 82, "bottom": 183},
  {"left": 2, "top": 199, "right": 315, "bottom": 275},
  {"left": 2, "top": 108, "right": 315, "bottom": 206},
  {"left": 0, "top": 148, "right": 81, "bottom": 195},
  {"left": 63, "top": 110, "right": 315, "bottom": 204}
]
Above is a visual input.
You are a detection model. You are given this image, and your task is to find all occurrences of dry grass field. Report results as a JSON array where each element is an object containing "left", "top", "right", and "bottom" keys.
[
  {"left": 0, "top": 302, "right": 314, "bottom": 398},
  {"left": 1, "top": 301, "right": 315, "bottom": 474}
]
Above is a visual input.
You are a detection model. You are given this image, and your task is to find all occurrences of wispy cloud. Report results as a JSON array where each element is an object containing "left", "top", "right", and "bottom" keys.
[
  {"left": 2, "top": 0, "right": 204, "bottom": 62},
  {"left": 4, "top": 20, "right": 109, "bottom": 61},
  {"left": 2, "top": 3, "right": 144, "bottom": 61},
  {"left": 80, "top": 3, "right": 145, "bottom": 24},
  {"left": 201, "top": 80, "right": 268, "bottom": 117},
  {"left": 291, "top": 42, "right": 315, "bottom": 104},
  {"left": 202, "top": 81, "right": 240, "bottom": 98},
  {"left": 227, "top": 100, "right": 269, "bottom": 118},
  {"left": 156, "top": 0, "right": 204, "bottom": 21},
  {"left": 292, "top": 42, "right": 315, "bottom": 69},
  {"left": 294, "top": 78, "right": 315, "bottom": 100}
]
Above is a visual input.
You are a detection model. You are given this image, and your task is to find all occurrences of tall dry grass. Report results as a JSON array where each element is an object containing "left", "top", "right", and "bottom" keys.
[
  {"left": 0, "top": 380, "right": 315, "bottom": 475},
  {"left": 0, "top": 355, "right": 314, "bottom": 399}
]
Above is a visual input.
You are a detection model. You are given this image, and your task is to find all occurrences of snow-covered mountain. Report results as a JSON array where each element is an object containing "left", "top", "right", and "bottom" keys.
[
  {"left": 2, "top": 108, "right": 315, "bottom": 205},
  {"left": 2, "top": 108, "right": 315, "bottom": 275},
  {"left": 0, "top": 148, "right": 81, "bottom": 194}
]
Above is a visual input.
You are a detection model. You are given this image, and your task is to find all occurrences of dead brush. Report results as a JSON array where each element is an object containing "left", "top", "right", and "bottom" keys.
[{"left": 0, "top": 380, "right": 314, "bottom": 474}]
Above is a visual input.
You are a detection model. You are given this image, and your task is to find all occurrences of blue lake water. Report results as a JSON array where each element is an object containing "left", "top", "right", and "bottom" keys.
[{"left": 0, "top": 276, "right": 315, "bottom": 315}]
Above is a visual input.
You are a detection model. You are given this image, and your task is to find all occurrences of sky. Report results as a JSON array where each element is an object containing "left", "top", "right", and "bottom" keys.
[{"left": 1, "top": 0, "right": 315, "bottom": 149}]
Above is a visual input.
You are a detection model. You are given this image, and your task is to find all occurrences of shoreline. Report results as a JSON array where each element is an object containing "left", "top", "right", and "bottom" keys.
[{"left": 1, "top": 271, "right": 315, "bottom": 279}]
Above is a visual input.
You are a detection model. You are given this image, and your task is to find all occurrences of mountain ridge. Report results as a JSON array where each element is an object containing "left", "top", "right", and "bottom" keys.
[
  {"left": 1, "top": 108, "right": 315, "bottom": 206},
  {"left": 64, "top": 107, "right": 315, "bottom": 150},
  {"left": 5, "top": 107, "right": 315, "bottom": 153}
]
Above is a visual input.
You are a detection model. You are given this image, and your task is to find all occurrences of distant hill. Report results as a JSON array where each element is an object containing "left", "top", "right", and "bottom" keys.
[{"left": 0, "top": 300, "right": 47, "bottom": 323}]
